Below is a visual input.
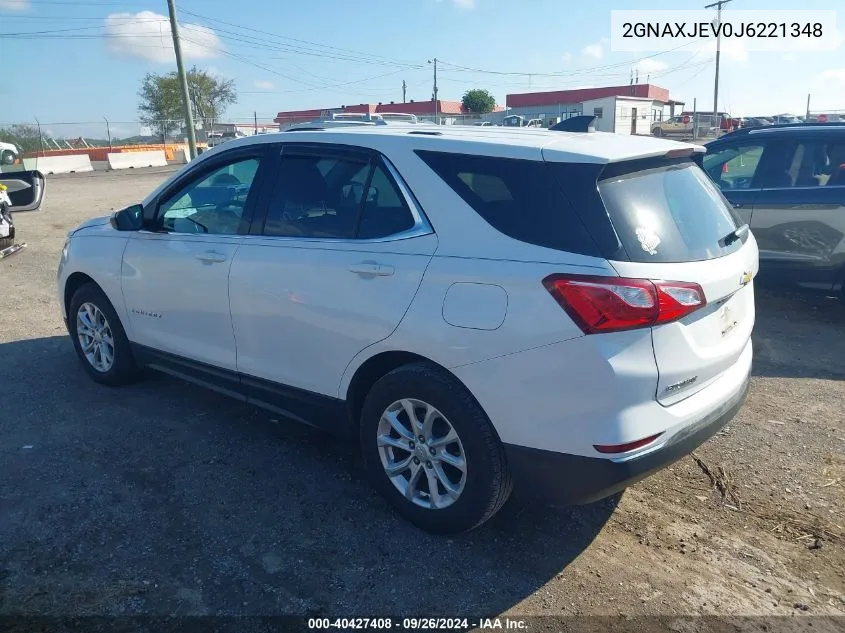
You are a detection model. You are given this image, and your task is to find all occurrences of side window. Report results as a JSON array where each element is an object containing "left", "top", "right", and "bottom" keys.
[
  {"left": 356, "top": 162, "right": 416, "bottom": 240},
  {"left": 702, "top": 144, "right": 763, "bottom": 190},
  {"left": 263, "top": 153, "right": 368, "bottom": 239},
  {"left": 755, "top": 140, "right": 803, "bottom": 189},
  {"left": 158, "top": 157, "right": 260, "bottom": 235},
  {"left": 758, "top": 140, "right": 845, "bottom": 189},
  {"left": 263, "top": 151, "right": 416, "bottom": 240},
  {"left": 416, "top": 151, "right": 600, "bottom": 256},
  {"left": 814, "top": 141, "right": 845, "bottom": 187},
  {"left": 593, "top": 107, "right": 603, "bottom": 119}
]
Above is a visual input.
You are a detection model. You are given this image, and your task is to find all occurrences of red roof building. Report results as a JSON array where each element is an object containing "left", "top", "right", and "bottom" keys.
[
  {"left": 506, "top": 84, "right": 672, "bottom": 108},
  {"left": 274, "top": 100, "right": 504, "bottom": 126}
]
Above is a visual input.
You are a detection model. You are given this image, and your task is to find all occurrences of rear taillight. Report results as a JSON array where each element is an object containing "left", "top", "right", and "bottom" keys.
[{"left": 542, "top": 274, "right": 706, "bottom": 334}]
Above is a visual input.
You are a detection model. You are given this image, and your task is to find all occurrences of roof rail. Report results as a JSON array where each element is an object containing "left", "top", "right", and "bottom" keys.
[
  {"left": 720, "top": 121, "right": 845, "bottom": 139},
  {"left": 377, "top": 113, "right": 419, "bottom": 123},
  {"left": 285, "top": 120, "right": 382, "bottom": 131}
]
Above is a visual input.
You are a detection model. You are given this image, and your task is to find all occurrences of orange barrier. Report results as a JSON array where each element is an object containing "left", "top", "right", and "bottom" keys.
[{"left": 23, "top": 144, "right": 191, "bottom": 162}]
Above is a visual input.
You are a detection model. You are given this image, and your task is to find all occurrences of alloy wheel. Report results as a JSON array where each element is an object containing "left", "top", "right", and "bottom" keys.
[
  {"left": 76, "top": 302, "right": 115, "bottom": 373},
  {"left": 376, "top": 398, "right": 467, "bottom": 510}
]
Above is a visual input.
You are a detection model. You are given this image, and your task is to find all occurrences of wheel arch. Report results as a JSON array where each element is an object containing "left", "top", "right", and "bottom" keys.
[
  {"left": 64, "top": 272, "right": 100, "bottom": 321},
  {"left": 344, "top": 350, "right": 470, "bottom": 428}
]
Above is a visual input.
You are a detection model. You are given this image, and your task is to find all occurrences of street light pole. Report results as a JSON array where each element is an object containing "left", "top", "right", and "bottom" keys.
[
  {"left": 166, "top": 0, "right": 197, "bottom": 160},
  {"left": 705, "top": 0, "right": 734, "bottom": 120}
]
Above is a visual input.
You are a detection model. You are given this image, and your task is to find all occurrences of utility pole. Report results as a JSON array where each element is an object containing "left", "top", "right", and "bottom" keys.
[
  {"left": 402, "top": 80, "right": 407, "bottom": 103},
  {"left": 428, "top": 58, "right": 438, "bottom": 124},
  {"left": 805, "top": 94, "right": 811, "bottom": 120},
  {"left": 166, "top": 0, "right": 197, "bottom": 159},
  {"left": 706, "top": 0, "right": 734, "bottom": 120},
  {"left": 103, "top": 116, "right": 112, "bottom": 150},
  {"left": 254, "top": 111, "right": 258, "bottom": 135}
]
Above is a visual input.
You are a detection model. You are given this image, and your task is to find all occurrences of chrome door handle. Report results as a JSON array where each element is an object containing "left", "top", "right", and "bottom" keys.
[
  {"left": 195, "top": 250, "right": 227, "bottom": 264},
  {"left": 348, "top": 262, "right": 394, "bottom": 277},
  {"left": 731, "top": 202, "right": 744, "bottom": 209}
]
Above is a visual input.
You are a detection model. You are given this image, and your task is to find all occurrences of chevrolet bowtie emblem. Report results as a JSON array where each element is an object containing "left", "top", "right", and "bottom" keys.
[{"left": 739, "top": 271, "right": 752, "bottom": 286}]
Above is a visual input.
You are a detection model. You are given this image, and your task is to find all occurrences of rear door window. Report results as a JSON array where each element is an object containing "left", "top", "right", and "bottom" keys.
[
  {"left": 597, "top": 161, "right": 745, "bottom": 263},
  {"left": 415, "top": 151, "right": 600, "bottom": 256}
]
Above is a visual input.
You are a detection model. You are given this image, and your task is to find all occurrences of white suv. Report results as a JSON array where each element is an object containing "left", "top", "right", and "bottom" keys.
[{"left": 58, "top": 124, "right": 757, "bottom": 533}]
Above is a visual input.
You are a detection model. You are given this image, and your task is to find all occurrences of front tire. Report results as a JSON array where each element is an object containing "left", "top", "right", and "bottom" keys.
[
  {"left": 68, "top": 282, "right": 139, "bottom": 386},
  {"left": 360, "top": 362, "right": 512, "bottom": 533}
]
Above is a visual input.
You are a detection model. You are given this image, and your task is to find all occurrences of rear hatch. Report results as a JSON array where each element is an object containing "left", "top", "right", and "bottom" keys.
[{"left": 546, "top": 152, "right": 758, "bottom": 405}]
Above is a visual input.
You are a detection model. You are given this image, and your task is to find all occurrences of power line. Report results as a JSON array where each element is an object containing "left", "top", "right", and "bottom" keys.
[
  {"left": 181, "top": 9, "right": 420, "bottom": 67},
  {"left": 437, "top": 40, "right": 700, "bottom": 78}
]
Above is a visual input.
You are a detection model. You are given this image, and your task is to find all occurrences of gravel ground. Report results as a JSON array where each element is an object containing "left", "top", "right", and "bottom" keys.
[{"left": 0, "top": 169, "right": 843, "bottom": 629}]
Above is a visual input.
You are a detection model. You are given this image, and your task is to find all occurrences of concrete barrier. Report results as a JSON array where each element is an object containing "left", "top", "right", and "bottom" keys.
[
  {"left": 22, "top": 155, "right": 93, "bottom": 175},
  {"left": 172, "top": 148, "right": 189, "bottom": 164},
  {"left": 107, "top": 150, "right": 167, "bottom": 170}
]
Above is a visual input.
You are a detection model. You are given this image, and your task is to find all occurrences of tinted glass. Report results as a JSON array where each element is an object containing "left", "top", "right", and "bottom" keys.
[
  {"left": 702, "top": 144, "right": 764, "bottom": 190},
  {"left": 758, "top": 139, "right": 845, "bottom": 188},
  {"left": 415, "top": 151, "right": 600, "bottom": 256},
  {"left": 263, "top": 154, "right": 369, "bottom": 238},
  {"left": 598, "top": 162, "right": 743, "bottom": 263},
  {"left": 357, "top": 163, "right": 416, "bottom": 239},
  {"left": 159, "top": 158, "right": 259, "bottom": 235}
]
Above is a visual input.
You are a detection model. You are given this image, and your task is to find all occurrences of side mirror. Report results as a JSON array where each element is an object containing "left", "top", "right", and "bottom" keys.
[{"left": 110, "top": 204, "right": 144, "bottom": 231}]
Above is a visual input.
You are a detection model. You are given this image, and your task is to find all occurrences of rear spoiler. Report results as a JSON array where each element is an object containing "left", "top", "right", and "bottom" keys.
[{"left": 550, "top": 116, "right": 596, "bottom": 133}]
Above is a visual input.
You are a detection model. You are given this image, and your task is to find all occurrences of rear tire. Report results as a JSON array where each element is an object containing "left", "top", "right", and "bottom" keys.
[
  {"left": 0, "top": 150, "right": 15, "bottom": 165},
  {"left": 652, "top": 127, "right": 664, "bottom": 137},
  {"left": 360, "top": 362, "right": 512, "bottom": 533},
  {"left": 0, "top": 236, "right": 13, "bottom": 250},
  {"left": 68, "top": 282, "right": 140, "bottom": 386}
]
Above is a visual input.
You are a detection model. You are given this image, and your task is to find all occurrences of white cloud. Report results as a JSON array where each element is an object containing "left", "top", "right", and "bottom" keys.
[
  {"left": 0, "top": 0, "right": 29, "bottom": 10},
  {"left": 633, "top": 58, "right": 668, "bottom": 76},
  {"left": 582, "top": 38, "right": 609, "bottom": 59},
  {"left": 254, "top": 80, "right": 275, "bottom": 90},
  {"left": 103, "top": 11, "right": 222, "bottom": 63},
  {"left": 561, "top": 52, "right": 572, "bottom": 63},
  {"left": 452, "top": 0, "right": 474, "bottom": 7}
]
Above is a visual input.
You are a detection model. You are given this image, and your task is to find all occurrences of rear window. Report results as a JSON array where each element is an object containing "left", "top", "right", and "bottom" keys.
[
  {"left": 415, "top": 151, "right": 600, "bottom": 256},
  {"left": 597, "top": 161, "right": 745, "bottom": 263}
]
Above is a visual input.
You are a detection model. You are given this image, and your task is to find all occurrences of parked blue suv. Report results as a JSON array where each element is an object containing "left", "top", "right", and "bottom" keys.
[{"left": 703, "top": 123, "right": 845, "bottom": 301}]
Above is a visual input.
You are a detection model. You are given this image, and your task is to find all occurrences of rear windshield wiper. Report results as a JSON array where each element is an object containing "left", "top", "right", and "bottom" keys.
[{"left": 719, "top": 224, "right": 749, "bottom": 247}]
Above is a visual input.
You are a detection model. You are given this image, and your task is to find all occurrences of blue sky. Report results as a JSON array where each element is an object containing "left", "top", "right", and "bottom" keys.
[{"left": 1, "top": 0, "right": 843, "bottom": 138}]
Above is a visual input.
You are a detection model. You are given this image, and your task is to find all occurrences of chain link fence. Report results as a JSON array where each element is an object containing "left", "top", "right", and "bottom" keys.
[{"left": 0, "top": 118, "right": 281, "bottom": 166}]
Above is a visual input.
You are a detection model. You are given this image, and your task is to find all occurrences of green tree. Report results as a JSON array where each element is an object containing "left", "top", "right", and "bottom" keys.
[
  {"left": 138, "top": 67, "right": 237, "bottom": 140},
  {"left": 0, "top": 123, "right": 42, "bottom": 153},
  {"left": 461, "top": 89, "right": 496, "bottom": 115},
  {"left": 137, "top": 72, "right": 182, "bottom": 140}
]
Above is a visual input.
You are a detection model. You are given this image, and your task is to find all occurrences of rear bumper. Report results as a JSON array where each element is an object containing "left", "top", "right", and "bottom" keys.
[{"left": 503, "top": 375, "right": 749, "bottom": 506}]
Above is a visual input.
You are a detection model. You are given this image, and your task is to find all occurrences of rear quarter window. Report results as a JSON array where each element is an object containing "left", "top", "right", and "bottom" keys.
[{"left": 415, "top": 151, "right": 600, "bottom": 257}]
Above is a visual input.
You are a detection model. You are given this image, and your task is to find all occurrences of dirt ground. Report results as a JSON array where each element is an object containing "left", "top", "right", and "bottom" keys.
[{"left": 1, "top": 169, "right": 843, "bottom": 629}]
